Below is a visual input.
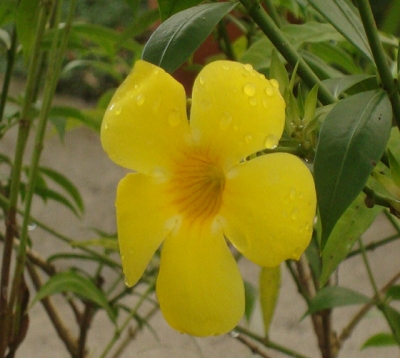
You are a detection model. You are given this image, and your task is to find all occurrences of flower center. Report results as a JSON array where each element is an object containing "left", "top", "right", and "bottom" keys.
[{"left": 170, "top": 151, "right": 225, "bottom": 222}]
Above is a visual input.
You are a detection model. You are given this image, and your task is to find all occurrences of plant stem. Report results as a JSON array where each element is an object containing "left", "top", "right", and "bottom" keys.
[
  {"left": 347, "top": 234, "right": 399, "bottom": 259},
  {"left": 239, "top": 0, "right": 336, "bottom": 106},
  {"left": 261, "top": 0, "right": 283, "bottom": 28},
  {"left": 355, "top": 0, "right": 400, "bottom": 130},
  {"left": 235, "top": 326, "right": 313, "bottom": 358},
  {"left": 0, "top": 2, "right": 54, "bottom": 355}
]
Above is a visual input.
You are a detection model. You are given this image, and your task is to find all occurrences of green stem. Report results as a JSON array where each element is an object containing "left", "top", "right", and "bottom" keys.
[
  {"left": 239, "top": 0, "right": 336, "bottom": 106},
  {"left": 347, "top": 234, "right": 399, "bottom": 258},
  {"left": 235, "top": 326, "right": 313, "bottom": 358},
  {"left": 99, "top": 280, "right": 157, "bottom": 358},
  {"left": 261, "top": 0, "right": 283, "bottom": 28},
  {"left": 355, "top": 0, "right": 400, "bottom": 130},
  {"left": 0, "top": 27, "right": 17, "bottom": 127}
]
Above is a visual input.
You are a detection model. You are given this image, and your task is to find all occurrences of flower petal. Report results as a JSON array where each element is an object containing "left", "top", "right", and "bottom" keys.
[
  {"left": 101, "top": 60, "right": 191, "bottom": 174},
  {"left": 157, "top": 221, "right": 244, "bottom": 336},
  {"left": 117, "top": 173, "right": 177, "bottom": 287},
  {"left": 218, "top": 153, "right": 316, "bottom": 267},
  {"left": 190, "top": 61, "right": 285, "bottom": 168}
]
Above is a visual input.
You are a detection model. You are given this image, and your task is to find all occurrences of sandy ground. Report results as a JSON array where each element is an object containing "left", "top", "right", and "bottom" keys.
[{"left": 1, "top": 88, "right": 400, "bottom": 357}]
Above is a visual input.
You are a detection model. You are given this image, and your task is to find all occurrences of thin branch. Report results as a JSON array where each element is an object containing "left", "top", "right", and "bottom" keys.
[{"left": 234, "top": 333, "right": 272, "bottom": 358}]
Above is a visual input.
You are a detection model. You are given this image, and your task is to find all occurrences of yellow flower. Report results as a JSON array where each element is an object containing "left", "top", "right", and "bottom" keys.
[{"left": 101, "top": 60, "right": 316, "bottom": 336}]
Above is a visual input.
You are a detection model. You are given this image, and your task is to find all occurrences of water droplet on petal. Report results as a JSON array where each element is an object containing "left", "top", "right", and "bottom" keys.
[
  {"left": 264, "top": 134, "right": 279, "bottom": 149},
  {"left": 245, "top": 134, "right": 253, "bottom": 143},
  {"left": 136, "top": 94, "right": 145, "bottom": 106},
  {"left": 104, "top": 122, "right": 109, "bottom": 130},
  {"left": 220, "top": 112, "right": 232, "bottom": 129},
  {"left": 270, "top": 79, "right": 279, "bottom": 88},
  {"left": 134, "top": 84, "right": 140, "bottom": 90},
  {"left": 127, "top": 90, "right": 135, "bottom": 99},
  {"left": 153, "top": 68, "right": 160, "bottom": 75},
  {"left": 168, "top": 109, "right": 181, "bottom": 126},
  {"left": 243, "top": 83, "right": 256, "bottom": 97},
  {"left": 222, "top": 65, "right": 230, "bottom": 70},
  {"left": 262, "top": 99, "right": 269, "bottom": 108},
  {"left": 199, "top": 76, "right": 205, "bottom": 85},
  {"left": 265, "top": 86, "right": 274, "bottom": 96},
  {"left": 289, "top": 187, "right": 296, "bottom": 200},
  {"left": 249, "top": 98, "right": 257, "bottom": 106},
  {"left": 291, "top": 207, "right": 299, "bottom": 220},
  {"left": 244, "top": 63, "right": 253, "bottom": 72}
]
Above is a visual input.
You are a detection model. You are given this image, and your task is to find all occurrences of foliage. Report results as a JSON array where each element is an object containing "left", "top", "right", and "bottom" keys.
[{"left": 1, "top": 0, "right": 400, "bottom": 357}]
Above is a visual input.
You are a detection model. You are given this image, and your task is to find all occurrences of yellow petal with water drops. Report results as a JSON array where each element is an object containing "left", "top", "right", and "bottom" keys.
[
  {"left": 116, "top": 173, "right": 177, "bottom": 287},
  {"left": 218, "top": 153, "right": 316, "bottom": 267},
  {"left": 157, "top": 221, "right": 244, "bottom": 336},
  {"left": 101, "top": 60, "right": 191, "bottom": 175},
  {"left": 190, "top": 61, "right": 285, "bottom": 169}
]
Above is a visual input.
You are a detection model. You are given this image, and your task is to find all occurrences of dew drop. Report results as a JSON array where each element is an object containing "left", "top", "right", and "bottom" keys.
[
  {"left": 136, "top": 94, "right": 145, "bottom": 106},
  {"left": 124, "top": 276, "right": 132, "bottom": 287},
  {"left": 222, "top": 65, "right": 230, "bottom": 71},
  {"left": 245, "top": 134, "right": 253, "bottom": 143},
  {"left": 265, "top": 86, "right": 274, "bottom": 96},
  {"left": 127, "top": 90, "right": 135, "bottom": 99},
  {"left": 153, "top": 68, "right": 160, "bottom": 75},
  {"left": 249, "top": 98, "right": 257, "bottom": 106},
  {"left": 134, "top": 84, "right": 140, "bottom": 90},
  {"left": 289, "top": 187, "right": 296, "bottom": 200},
  {"left": 168, "top": 109, "right": 181, "bottom": 126},
  {"left": 305, "top": 222, "right": 311, "bottom": 232},
  {"left": 229, "top": 330, "right": 240, "bottom": 338},
  {"left": 28, "top": 222, "right": 37, "bottom": 231},
  {"left": 220, "top": 112, "right": 232, "bottom": 130},
  {"left": 104, "top": 122, "right": 109, "bottom": 130},
  {"left": 244, "top": 63, "right": 253, "bottom": 72},
  {"left": 291, "top": 207, "right": 299, "bottom": 220},
  {"left": 115, "top": 105, "right": 122, "bottom": 115},
  {"left": 199, "top": 76, "right": 205, "bottom": 85},
  {"left": 243, "top": 83, "right": 256, "bottom": 97},
  {"left": 264, "top": 134, "right": 279, "bottom": 149},
  {"left": 262, "top": 99, "right": 269, "bottom": 108},
  {"left": 270, "top": 79, "right": 279, "bottom": 88}
]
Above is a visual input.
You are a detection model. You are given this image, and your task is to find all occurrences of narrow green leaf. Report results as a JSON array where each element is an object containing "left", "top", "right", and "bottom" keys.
[
  {"left": 361, "top": 332, "right": 397, "bottom": 349},
  {"left": 380, "top": 304, "right": 400, "bottom": 344},
  {"left": 31, "top": 271, "right": 116, "bottom": 322},
  {"left": 307, "top": 0, "right": 373, "bottom": 62},
  {"left": 322, "top": 74, "right": 377, "bottom": 98},
  {"left": 71, "top": 238, "right": 119, "bottom": 251},
  {"left": 15, "top": 0, "right": 40, "bottom": 64},
  {"left": 304, "top": 286, "right": 370, "bottom": 317},
  {"left": 314, "top": 90, "right": 392, "bottom": 248},
  {"left": 244, "top": 280, "right": 257, "bottom": 322},
  {"left": 47, "top": 253, "right": 120, "bottom": 270},
  {"left": 38, "top": 166, "right": 84, "bottom": 214},
  {"left": 388, "top": 149, "right": 400, "bottom": 188},
  {"left": 142, "top": 2, "right": 237, "bottom": 73},
  {"left": 270, "top": 49, "right": 289, "bottom": 95},
  {"left": 259, "top": 266, "right": 280, "bottom": 336},
  {"left": 320, "top": 193, "right": 382, "bottom": 287},
  {"left": 157, "top": 0, "right": 204, "bottom": 21},
  {"left": 386, "top": 286, "right": 400, "bottom": 301},
  {"left": 304, "top": 84, "right": 318, "bottom": 125},
  {"left": 49, "top": 106, "right": 101, "bottom": 132}
]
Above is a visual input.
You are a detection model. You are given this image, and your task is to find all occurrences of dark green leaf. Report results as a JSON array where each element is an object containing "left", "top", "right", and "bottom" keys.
[
  {"left": 307, "top": 0, "right": 373, "bottom": 61},
  {"left": 38, "top": 167, "right": 84, "bottom": 214},
  {"left": 361, "top": 332, "right": 397, "bottom": 350},
  {"left": 244, "top": 280, "right": 257, "bottom": 322},
  {"left": 31, "top": 271, "right": 116, "bottom": 322},
  {"left": 157, "top": 0, "right": 204, "bottom": 21},
  {"left": 322, "top": 74, "right": 377, "bottom": 98},
  {"left": 320, "top": 193, "right": 382, "bottom": 286},
  {"left": 142, "top": 2, "right": 237, "bottom": 73},
  {"left": 380, "top": 304, "right": 400, "bottom": 344},
  {"left": 304, "top": 286, "right": 370, "bottom": 317},
  {"left": 386, "top": 286, "right": 400, "bottom": 301},
  {"left": 15, "top": 0, "right": 40, "bottom": 64},
  {"left": 314, "top": 90, "right": 392, "bottom": 248}
]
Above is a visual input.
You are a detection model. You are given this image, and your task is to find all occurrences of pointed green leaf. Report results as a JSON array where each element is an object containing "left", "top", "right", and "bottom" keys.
[
  {"left": 320, "top": 193, "right": 382, "bottom": 287},
  {"left": 142, "top": 2, "right": 237, "bottom": 73},
  {"left": 322, "top": 74, "right": 377, "bottom": 98},
  {"left": 304, "top": 286, "right": 370, "bottom": 317},
  {"left": 244, "top": 280, "right": 257, "bottom": 322},
  {"left": 386, "top": 286, "right": 400, "bottom": 301},
  {"left": 31, "top": 271, "right": 116, "bottom": 322},
  {"left": 307, "top": 0, "right": 373, "bottom": 61},
  {"left": 157, "top": 0, "right": 204, "bottom": 21},
  {"left": 361, "top": 332, "right": 397, "bottom": 350},
  {"left": 388, "top": 149, "right": 400, "bottom": 188},
  {"left": 314, "top": 90, "right": 392, "bottom": 248},
  {"left": 380, "top": 304, "right": 400, "bottom": 344},
  {"left": 259, "top": 266, "right": 281, "bottom": 336},
  {"left": 270, "top": 49, "right": 289, "bottom": 95},
  {"left": 304, "top": 84, "right": 318, "bottom": 125}
]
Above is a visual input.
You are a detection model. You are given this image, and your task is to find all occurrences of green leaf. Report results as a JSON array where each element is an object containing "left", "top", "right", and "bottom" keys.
[
  {"left": 31, "top": 271, "right": 116, "bottom": 322},
  {"left": 71, "top": 238, "right": 119, "bottom": 252},
  {"left": 386, "top": 286, "right": 400, "bottom": 301},
  {"left": 380, "top": 304, "right": 400, "bottom": 344},
  {"left": 304, "top": 84, "right": 318, "bottom": 125},
  {"left": 320, "top": 193, "right": 382, "bottom": 287},
  {"left": 38, "top": 167, "right": 84, "bottom": 214},
  {"left": 142, "top": 2, "right": 237, "bottom": 73},
  {"left": 47, "top": 253, "right": 120, "bottom": 270},
  {"left": 307, "top": 0, "right": 373, "bottom": 62},
  {"left": 322, "top": 75, "right": 377, "bottom": 98},
  {"left": 314, "top": 90, "right": 392, "bottom": 248},
  {"left": 361, "top": 332, "right": 397, "bottom": 349},
  {"left": 304, "top": 286, "right": 370, "bottom": 317},
  {"left": 259, "top": 266, "right": 280, "bottom": 336},
  {"left": 15, "top": 0, "right": 40, "bottom": 64},
  {"left": 157, "top": 0, "right": 204, "bottom": 21},
  {"left": 270, "top": 49, "right": 289, "bottom": 95},
  {"left": 244, "top": 280, "right": 257, "bottom": 322},
  {"left": 388, "top": 149, "right": 400, "bottom": 188},
  {"left": 49, "top": 106, "right": 101, "bottom": 132}
]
